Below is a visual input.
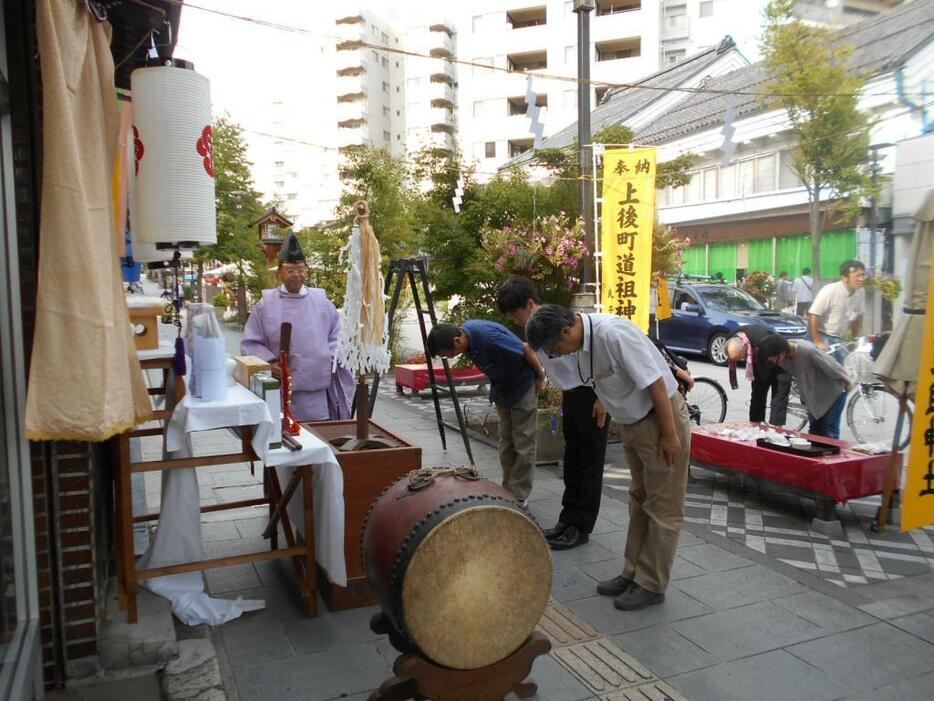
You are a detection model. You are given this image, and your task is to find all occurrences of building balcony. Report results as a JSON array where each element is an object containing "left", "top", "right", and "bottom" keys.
[
  {"left": 336, "top": 66, "right": 365, "bottom": 77},
  {"left": 336, "top": 48, "right": 364, "bottom": 71},
  {"left": 595, "top": 0, "right": 641, "bottom": 15},
  {"left": 507, "top": 6, "right": 546, "bottom": 29},
  {"left": 595, "top": 37, "right": 640, "bottom": 62},
  {"left": 430, "top": 121, "right": 455, "bottom": 134},
  {"left": 429, "top": 46, "right": 454, "bottom": 61},
  {"left": 429, "top": 107, "right": 454, "bottom": 126},
  {"left": 337, "top": 75, "right": 364, "bottom": 96},
  {"left": 429, "top": 81, "right": 455, "bottom": 104},
  {"left": 430, "top": 97, "right": 454, "bottom": 110},
  {"left": 508, "top": 138, "right": 534, "bottom": 158},
  {"left": 507, "top": 50, "right": 547, "bottom": 72},
  {"left": 336, "top": 100, "right": 366, "bottom": 122},
  {"left": 336, "top": 39, "right": 364, "bottom": 52},
  {"left": 507, "top": 94, "right": 547, "bottom": 117},
  {"left": 335, "top": 14, "right": 363, "bottom": 25},
  {"left": 429, "top": 22, "right": 454, "bottom": 37},
  {"left": 430, "top": 69, "right": 455, "bottom": 85},
  {"left": 337, "top": 127, "right": 369, "bottom": 148},
  {"left": 337, "top": 117, "right": 366, "bottom": 129}
]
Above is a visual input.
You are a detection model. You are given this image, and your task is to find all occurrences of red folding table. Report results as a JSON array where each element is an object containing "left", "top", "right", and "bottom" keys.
[{"left": 690, "top": 421, "right": 900, "bottom": 526}]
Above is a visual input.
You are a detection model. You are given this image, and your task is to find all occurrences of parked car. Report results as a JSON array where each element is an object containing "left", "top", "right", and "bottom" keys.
[{"left": 656, "top": 282, "right": 807, "bottom": 365}]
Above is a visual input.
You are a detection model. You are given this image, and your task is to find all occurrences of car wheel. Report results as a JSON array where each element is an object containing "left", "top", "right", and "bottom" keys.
[{"left": 707, "top": 332, "right": 729, "bottom": 366}]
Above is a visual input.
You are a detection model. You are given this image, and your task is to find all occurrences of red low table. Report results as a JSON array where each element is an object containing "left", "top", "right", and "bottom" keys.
[
  {"left": 394, "top": 363, "right": 489, "bottom": 394},
  {"left": 690, "top": 421, "right": 900, "bottom": 524}
]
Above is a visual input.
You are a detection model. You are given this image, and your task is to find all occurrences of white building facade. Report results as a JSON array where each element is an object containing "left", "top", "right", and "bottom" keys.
[{"left": 456, "top": 0, "right": 768, "bottom": 173}]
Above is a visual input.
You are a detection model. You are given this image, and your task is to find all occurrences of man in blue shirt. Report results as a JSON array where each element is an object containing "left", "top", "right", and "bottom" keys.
[{"left": 427, "top": 320, "right": 545, "bottom": 502}]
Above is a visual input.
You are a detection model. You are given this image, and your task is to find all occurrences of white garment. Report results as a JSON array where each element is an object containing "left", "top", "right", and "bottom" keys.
[
  {"left": 792, "top": 275, "right": 814, "bottom": 304},
  {"left": 579, "top": 314, "right": 676, "bottom": 424},
  {"left": 808, "top": 281, "right": 865, "bottom": 338},
  {"left": 536, "top": 350, "right": 586, "bottom": 391}
]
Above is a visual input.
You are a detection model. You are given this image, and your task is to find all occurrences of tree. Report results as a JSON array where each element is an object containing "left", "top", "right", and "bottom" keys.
[
  {"left": 197, "top": 116, "right": 267, "bottom": 322},
  {"left": 759, "top": 0, "right": 875, "bottom": 283}
]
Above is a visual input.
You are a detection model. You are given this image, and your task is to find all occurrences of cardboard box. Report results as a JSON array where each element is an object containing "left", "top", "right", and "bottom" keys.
[{"left": 234, "top": 355, "right": 271, "bottom": 389}]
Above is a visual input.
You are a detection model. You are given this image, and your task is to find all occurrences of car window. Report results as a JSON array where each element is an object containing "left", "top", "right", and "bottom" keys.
[
  {"left": 698, "top": 286, "right": 763, "bottom": 311},
  {"left": 674, "top": 290, "right": 698, "bottom": 311}
]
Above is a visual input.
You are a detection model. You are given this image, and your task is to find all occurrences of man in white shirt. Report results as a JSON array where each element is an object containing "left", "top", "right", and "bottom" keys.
[
  {"left": 526, "top": 305, "right": 692, "bottom": 611},
  {"left": 497, "top": 278, "right": 609, "bottom": 550},
  {"left": 808, "top": 259, "right": 866, "bottom": 350},
  {"left": 792, "top": 267, "right": 814, "bottom": 317}
]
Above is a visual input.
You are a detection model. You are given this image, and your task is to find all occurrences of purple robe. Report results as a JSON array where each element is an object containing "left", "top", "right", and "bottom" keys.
[{"left": 241, "top": 286, "right": 353, "bottom": 422}]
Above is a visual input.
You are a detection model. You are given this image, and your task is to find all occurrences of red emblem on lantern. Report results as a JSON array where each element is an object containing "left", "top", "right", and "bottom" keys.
[
  {"left": 196, "top": 125, "right": 215, "bottom": 178},
  {"left": 132, "top": 126, "right": 144, "bottom": 175}
]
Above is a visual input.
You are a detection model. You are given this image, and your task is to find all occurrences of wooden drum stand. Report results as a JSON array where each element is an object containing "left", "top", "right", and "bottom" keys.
[{"left": 368, "top": 613, "right": 551, "bottom": 701}]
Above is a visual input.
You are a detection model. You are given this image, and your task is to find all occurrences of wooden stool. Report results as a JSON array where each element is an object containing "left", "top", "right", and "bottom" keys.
[{"left": 368, "top": 613, "right": 550, "bottom": 701}]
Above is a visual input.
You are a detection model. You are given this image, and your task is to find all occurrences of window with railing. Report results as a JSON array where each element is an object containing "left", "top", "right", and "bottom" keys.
[
  {"left": 596, "top": 38, "right": 641, "bottom": 61},
  {"left": 596, "top": 0, "right": 641, "bottom": 15},
  {"left": 507, "top": 6, "right": 547, "bottom": 29}
]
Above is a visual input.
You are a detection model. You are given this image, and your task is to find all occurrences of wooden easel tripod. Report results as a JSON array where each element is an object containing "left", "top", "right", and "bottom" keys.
[{"left": 358, "top": 257, "right": 474, "bottom": 464}]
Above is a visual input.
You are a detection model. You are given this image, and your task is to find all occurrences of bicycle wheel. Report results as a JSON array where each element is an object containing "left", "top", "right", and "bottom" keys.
[
  {"left": 685, "top": 377, "right": 727, "bottom": 425},
  {"left": 847, "top": 385, "right": 912, "bottom": 450},
  {"left": 785, "top": 378, "right": 809, "bottom": 431}
]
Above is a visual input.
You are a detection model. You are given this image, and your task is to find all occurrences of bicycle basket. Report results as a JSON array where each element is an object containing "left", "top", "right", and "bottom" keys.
[{"left": 845, "top": 350, "right": 876, "bottom": 384}]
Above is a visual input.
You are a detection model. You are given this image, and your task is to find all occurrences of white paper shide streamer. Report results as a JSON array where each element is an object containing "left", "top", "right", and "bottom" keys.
[
  {"left": 131, "top": 62, "right": 216, "bottom": 250},
  {"left": 335, "top": 221, "right": 391, "bottom": 376}
]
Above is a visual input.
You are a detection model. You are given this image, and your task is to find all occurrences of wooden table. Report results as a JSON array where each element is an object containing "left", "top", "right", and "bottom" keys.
[
  {"left": 394, "top": 363, "right": 488, "bottom": 395},
  {"left": 114, "top": 355, "right": 324, "bottom": 623}
]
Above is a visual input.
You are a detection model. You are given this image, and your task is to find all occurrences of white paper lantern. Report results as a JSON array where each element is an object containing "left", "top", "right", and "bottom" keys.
[{"left": 130, "top": 60, "right": 216, "bottom": 247}]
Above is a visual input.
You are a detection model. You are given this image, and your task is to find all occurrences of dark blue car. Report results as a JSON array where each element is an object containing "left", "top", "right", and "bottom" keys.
[{"left": 657, "top": 283, "right": 807, "bottom": 365}]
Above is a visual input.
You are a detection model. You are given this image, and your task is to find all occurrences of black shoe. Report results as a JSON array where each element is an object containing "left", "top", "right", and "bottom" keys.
[
  {"left": 596, "top": 575, "right": 632, "bottom": 597},
  {"left": 549, "top": 526, "right": 589, "bottom": 550},
  {"left": 613, "top": 583, "right": 665, "bottom": 611},
  {"left": 543, "top": 522, "right": 570, "bottom": 540}
]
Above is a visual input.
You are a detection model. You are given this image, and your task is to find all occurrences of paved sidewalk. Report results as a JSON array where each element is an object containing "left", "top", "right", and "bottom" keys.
[{"left": 135, "top": 378, "right": 934, "bottom": 701}]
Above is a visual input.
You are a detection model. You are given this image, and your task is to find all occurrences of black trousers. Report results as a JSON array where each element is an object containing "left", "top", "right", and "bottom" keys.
[
  {"left": 749, "top": 368, "right": 792, "bottom": 425},
  {"left": 559, "top": 386, "right": 609, "bottom": 534}
]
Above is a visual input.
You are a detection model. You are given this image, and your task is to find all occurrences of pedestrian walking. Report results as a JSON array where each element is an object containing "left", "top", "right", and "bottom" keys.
[{"left": 792, "top": 267, "right": 814, "bottom": 317}]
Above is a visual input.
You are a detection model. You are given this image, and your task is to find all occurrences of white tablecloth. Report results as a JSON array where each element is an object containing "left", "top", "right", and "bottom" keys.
[{"left": 139, "top": 386, "right": 344, "bottom": 625}]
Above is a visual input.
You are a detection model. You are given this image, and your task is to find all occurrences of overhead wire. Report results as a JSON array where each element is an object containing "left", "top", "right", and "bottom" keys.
[{"left": 165, "top": 0, "right": 931, "bottom": 100}]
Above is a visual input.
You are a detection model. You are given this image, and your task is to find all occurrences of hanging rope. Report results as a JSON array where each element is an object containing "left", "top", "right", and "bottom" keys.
[{"left": 405, "top": 466, "right": 481, "bottom": 492}]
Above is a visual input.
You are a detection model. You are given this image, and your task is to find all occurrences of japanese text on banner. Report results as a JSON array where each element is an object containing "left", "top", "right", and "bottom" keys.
[
  {"left": 903, "top": 250, "right": 934, "bottom": 532},
  {"left": 601, "top": 148, "right": 656, "bottom": 332}
]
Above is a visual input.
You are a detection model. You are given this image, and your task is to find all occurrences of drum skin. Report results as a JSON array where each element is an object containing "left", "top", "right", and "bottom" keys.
[{"left": 363, "top": 474, "right": 552, "bottom": 670}]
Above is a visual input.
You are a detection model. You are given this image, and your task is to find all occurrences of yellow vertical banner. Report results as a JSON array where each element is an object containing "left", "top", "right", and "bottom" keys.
[
  {"left": 601, "top": 148, "right": 657, "bottom": 332},
  {"left": 902, "top": 249, "right": 934, "bottom": 531},
  {"left": 656, "top": 276, "right": 672, "bottom": 321}
]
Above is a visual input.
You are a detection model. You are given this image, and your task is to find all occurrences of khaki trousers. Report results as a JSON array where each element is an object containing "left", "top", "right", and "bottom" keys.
[
  {"left": 620, "top": 392, "right": 692, "bottom": 594},
  {"left": 495, "top": 385, "right": 538, "bottom": 500}
]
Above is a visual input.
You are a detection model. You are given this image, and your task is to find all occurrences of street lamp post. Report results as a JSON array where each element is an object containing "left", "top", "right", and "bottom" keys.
[{"left": 573, "top": 0, "right": 596, "bottom": 311}]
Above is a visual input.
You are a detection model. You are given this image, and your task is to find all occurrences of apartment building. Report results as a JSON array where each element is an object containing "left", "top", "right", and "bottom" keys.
[
  {"left": 403, "top": 21, "right": 458, "bottom": 155},
  {"left": 456, "top": 0, "right": 768, "bottom": 173},
  {"left": 794, "top": 0, "right": 904, "bottom": 26}
]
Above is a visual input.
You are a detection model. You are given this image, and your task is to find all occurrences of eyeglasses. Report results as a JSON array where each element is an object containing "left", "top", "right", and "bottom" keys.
[{"left": 543, "top": 346, "right": 559, "bottom": 360}]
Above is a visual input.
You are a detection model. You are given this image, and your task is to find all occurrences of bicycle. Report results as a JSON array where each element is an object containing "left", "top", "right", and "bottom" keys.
[
  {"left": 786, "top": 338, "right": 913, "bottom": 449},
  {"left": 685, "top": 377, "right": 728, "bottom": 426}
]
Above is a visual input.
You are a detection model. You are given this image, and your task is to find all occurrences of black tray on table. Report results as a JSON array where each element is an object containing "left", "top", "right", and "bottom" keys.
[{"left": 755, "top": 437, "right": 841, "bottom": 457}]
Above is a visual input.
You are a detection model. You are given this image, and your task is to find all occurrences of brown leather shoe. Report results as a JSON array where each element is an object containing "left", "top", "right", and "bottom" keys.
[
  {"left": 543, "top": 522, "right": 569, "bottom": 540},
  {"left": 613, "top": 583, "right": 665, "bottom": 610},
  {"left": 596, "top": 575, "right": 632, "bottom": 597},
  {"left": 548, "top": 526, "right": 588, "bottom": 550}
]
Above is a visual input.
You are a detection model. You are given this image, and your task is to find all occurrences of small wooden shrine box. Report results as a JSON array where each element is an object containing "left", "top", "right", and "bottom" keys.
[
  {"left": 302, "top": 419, "right": 421, "bottom": 610},
  {"left": 126, "top": 297, "right": 164, "bottom": 351}
]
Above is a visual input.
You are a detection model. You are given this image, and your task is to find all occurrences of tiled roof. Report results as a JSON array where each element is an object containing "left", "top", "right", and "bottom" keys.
[
  {"left": 636, "top": 1, "right": 934, "bottom": 145},
  {"left": 503, "top": 37, "right": 739, "bottom": 167}
]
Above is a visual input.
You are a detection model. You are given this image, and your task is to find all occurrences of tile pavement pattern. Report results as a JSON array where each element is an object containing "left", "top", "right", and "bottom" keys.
[
  {"left": 390, "top": 382, "right": 934, "bottom": 590},
  {"left": 135, "top": 364, "right": 934, "bottom": 701}
]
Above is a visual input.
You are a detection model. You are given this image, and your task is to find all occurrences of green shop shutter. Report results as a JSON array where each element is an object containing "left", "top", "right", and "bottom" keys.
[
  {"left": 708, "top": 242, "right": 737, "bottom": 282},
  {"left": 819, "top": 229, "right": 856, "bottom": 279},
  {"left": 681, "top": 245, "right": 707, "bottom": 277},
  {"left": 776, "top": 234, "right": 812, "bottom": 278},
  {"left": 747, "top": 238, "right": 774, "bottom": 275}
]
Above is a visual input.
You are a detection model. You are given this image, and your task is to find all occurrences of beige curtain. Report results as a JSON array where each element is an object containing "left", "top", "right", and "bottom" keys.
[{"left": 26, "top": 0, "right": 152, "bottom": 441}]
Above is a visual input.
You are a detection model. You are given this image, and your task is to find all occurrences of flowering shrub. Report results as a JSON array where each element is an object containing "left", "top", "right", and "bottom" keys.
[
  {"left": 481, "top": 215, "right": 588, "bottom": 296},
  {"left": 863, "top": 275, "right": 902, "bottom": 302},
  {"left": 538, "top": 382, "right": 564, "bottom": 435},
  {"left": 740, "top": 271, "right": 776, "bottom": 304},
  {"left": 652, "top": 225, "right": 691, "bottom": 279}
]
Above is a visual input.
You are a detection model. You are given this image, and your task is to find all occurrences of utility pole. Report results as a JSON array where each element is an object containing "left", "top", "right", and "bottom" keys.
[
  {"left": 573, "top": 0, "right": 596, "bottom": 311},
  {"left": 867, "top": 143, "right": 892, "bottom": 277}
]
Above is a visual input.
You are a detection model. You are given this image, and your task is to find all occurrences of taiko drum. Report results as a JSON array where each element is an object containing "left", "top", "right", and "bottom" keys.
[{"left": 362, "top": 471, "right": 552, "bottom": 670}]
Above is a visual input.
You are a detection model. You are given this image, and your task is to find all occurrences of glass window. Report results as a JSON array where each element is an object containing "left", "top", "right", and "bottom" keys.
[
  {"left": 779, "top": 150, "right": 803, "bottom": 189},
  {"left": 699, "top": 286, "right": 763, "bottom": 311},
  {"left": 684, "top": 173, "right": 701, "bottom": 203},
  {"left": 699, "top": 0, "right": 714, "bottom": 18},
  {"left": 702, "top": 168, "right": 718, "bottom": 200},
  {"left": 382, "top": 106, "right": 390, "bottom": 117},
  {"left": 738, "top": 159, "right": 755, "bottom": 196},
  {"left": 720, "top": 163, "right": 736, "bottom": 198},
  {"left": 485, "top": 141, "right": 496, "bottom": 158},
  {"left": 656, "top": 187, "right": 669, "bottom": 207},
  {"left": 383, "top": 130, "right": 391, "bottom": 141},
  {"left": 381, "top": 57, "right": 389, "bottom": 68},
  {"left": 564, "top": 89, "right": 576, "bottom": 110},
  {"left": 382, "top": 81, "right": 389, "bottom": 92},
  {"left": 407, "top": 77, "right": 421, "bottom": 88},
  {"left": 754, "top": 153, "right": 776, "bottom": 193},
  {"left": 564, "top": 45, "right": 575, "bottom": 64},
  {"left": 670, "top": 184, "right": 685, "bottom": 205},
  {"left": 472, "top": 15, "right": 483, "bottom": 32}
]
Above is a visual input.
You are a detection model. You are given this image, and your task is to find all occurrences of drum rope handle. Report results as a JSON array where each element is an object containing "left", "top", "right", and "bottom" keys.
[{"left": 404, "top": 466, "right": 481, "bottom": 492}]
